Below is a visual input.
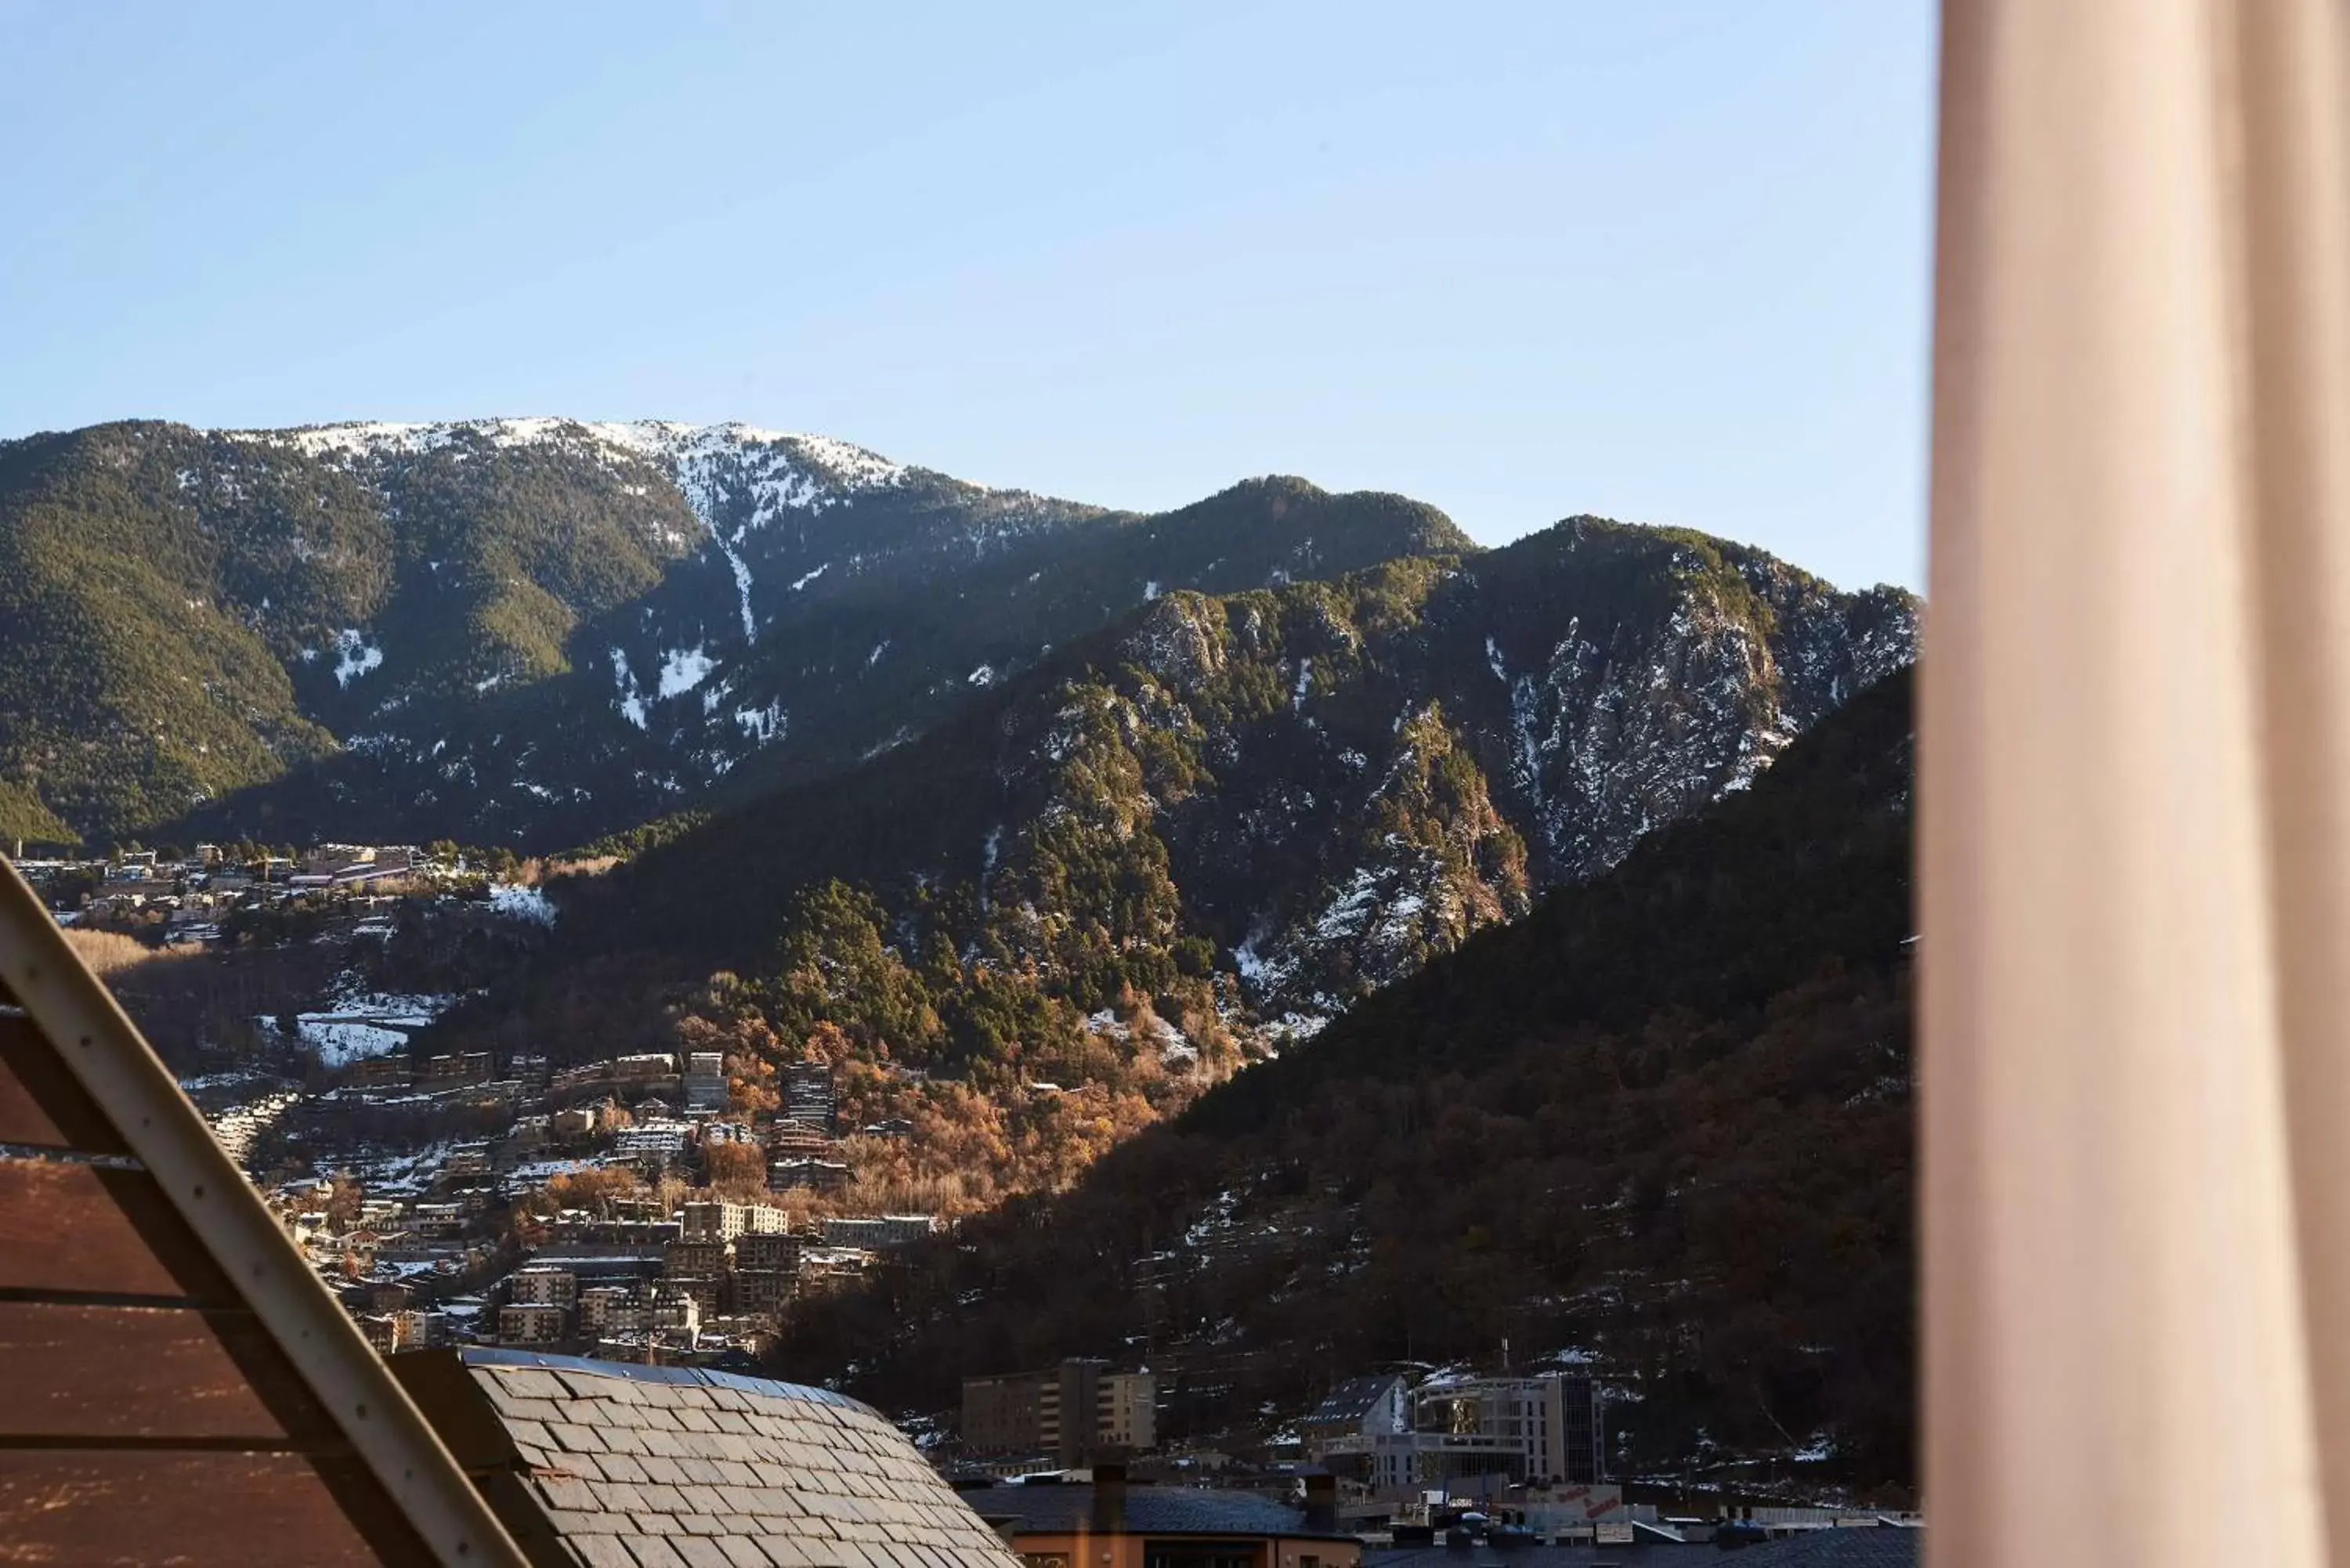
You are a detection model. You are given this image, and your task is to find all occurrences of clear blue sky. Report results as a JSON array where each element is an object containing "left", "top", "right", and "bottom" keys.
[{"left": 0, "top": 3, "right": 1936, "bottom": 590}]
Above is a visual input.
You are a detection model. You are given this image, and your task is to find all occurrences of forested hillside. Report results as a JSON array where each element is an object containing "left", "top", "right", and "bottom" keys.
[
  {"left": 767, "top": 669, "right": 1918, "bottom": 1489},
  {"left": 428, "top": 519, "right": 1911, "bottom": 1207},
  {"left": 0, "top": 418, "right": 1467, "bottom": 847}
]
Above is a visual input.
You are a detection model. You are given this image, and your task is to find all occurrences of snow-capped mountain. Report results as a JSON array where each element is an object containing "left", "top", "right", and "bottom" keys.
[{"left": 0, "top": 417, "right": 1467, "bottom": 846}]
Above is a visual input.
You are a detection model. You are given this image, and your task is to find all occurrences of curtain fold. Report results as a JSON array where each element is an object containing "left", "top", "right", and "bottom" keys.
[{"left": 1925, "top": 1, "right": 2350, "bottom": 1562}]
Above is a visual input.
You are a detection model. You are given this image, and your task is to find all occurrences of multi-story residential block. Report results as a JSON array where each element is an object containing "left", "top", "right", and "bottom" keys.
[
  {"left": 580, "top": 1284, "right": 643, "bottom": 1336},
  {"left": 818, "top": 1214, "right": 939, "bottom": 1249},
  {"left": 768, "top": 1156, "right": 851, "bottom": 1194},
  {"left": 735, "top": 1232, "right": 803, "bottom": 1271},
  {"left": 681, "top": 1200, "right": 792, "bottom": 1242},
  {"left": 765, "top": 1122, "right": 834, "bottom": 1158},
  {"left": 613, "top": 1119, "right": 693, "bottom": 1168},
  {"left": 359, "top": 1313, "right": 426, "bottom": 1354},
  {"left": 965, "top": 1358, "right": 1160, "bottom": 1467},
  {"left": 497, "top": 1301, "right": 566, "bottom": 1345},
  {"left": 1300, "top": 1372, "right": 1607, "bottom": 1492},
  {"left": 783, "top": 1060, "right": 836, "bottom": 1134},
  {"left": 732, "top": 1265, "right": 796, "bottom": 1322},
  {"left": 1097, "top": 1371, "right": 1157, "bottom": 1454},
  {"left": 508, "top": 1266, "right": 577, "bottom": 1308},
  {"left": 663, "top": 1238, "right": 730, "bottom": 1314},
  {"left": 410, "top": 1201, "right": 465, "bottom": 1237},
  {"left": 729, "top": 1230, "right": 802, "bottom": 1324},
  {"left": 685, "top": 1051, "right": 728, "bottom": 1113},
  {"left": 649, "top": 1285, "right": 701, "bottom": 1335},
  {"left": 1412, "top": 1374, "right": 1607, "bottom": 1486}
]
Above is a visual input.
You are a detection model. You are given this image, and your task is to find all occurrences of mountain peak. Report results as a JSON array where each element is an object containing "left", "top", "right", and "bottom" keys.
[{"left": 227, "top": 417, "right": 914, "bottom": 494}]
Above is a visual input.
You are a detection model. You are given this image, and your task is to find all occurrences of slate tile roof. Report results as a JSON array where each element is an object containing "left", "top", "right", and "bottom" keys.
[{"left": 392, "top": 1349, "right": 1024, "bottom": 1568}]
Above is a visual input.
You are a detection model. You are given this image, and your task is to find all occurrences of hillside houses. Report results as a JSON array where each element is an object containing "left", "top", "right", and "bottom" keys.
[
  {"left": 237, "top": 1042, "right": 950, "bottom": 1368},
  {"left": 20, "top": 839, "right": 537, "bottom": 948}
]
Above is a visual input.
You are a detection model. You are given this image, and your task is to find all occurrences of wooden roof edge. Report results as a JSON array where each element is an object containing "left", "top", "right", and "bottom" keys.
[{"left": 0, "top": 853, "right": 530, "bottom": 1568}]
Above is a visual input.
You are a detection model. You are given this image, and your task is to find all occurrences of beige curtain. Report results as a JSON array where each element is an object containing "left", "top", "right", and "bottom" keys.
[{"left": 1924, "top": 0, "right": 2350, "bottom": 1563}]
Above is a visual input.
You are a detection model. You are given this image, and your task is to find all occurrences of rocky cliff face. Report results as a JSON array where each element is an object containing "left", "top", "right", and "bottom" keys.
[
  {"left": 1067, "top": 522, "right": 1914, "bottom": 1019},
  {"left": 559, "top": 519, "right": 1915, "bottom": 1030}
]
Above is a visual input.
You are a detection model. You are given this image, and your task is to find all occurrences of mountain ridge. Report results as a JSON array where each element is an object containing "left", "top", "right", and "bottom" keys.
[
  {"left": 419, "top": 516, "right": 1913, "bottom": 1215},
  {"left": 0, "top": 417, "right": 1472, "bottom": 847},
  {"left": 765, "top": 667, "right": 1920, "bottom": 1484}
]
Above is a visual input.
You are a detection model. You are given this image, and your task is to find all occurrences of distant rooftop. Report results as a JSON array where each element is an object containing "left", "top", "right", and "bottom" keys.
[
  {"left": 1303, "top": 1375, "right": 1401, "bottom": 1425},
  {"left": 957, "top": 1482, "right": 1353, "bottom": 1542},
  {"left": 1364, "top": 1527, "right": 1920, "bottom": 1568},
  {"left": 1370, "top": 1551, "right": 1679, "bottom": 1568}
]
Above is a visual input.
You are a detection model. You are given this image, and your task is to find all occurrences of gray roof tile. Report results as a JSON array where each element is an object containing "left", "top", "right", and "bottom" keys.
[
  {"left": 625, "top": 1539, "right": 692, "bottom": 1568},
  {"left": 555, "top": 1422, "right": 613, "bottom": 1454},
  {"left": 541, "top": 1510, "right": 610, "bottom": 1539},
  {"left": 536, "top": 1476, "right": 602, "bottom": 1514},
  {"left": 497, "top": 1368, "right": 576, "bottom": 1401},
  {"left": 442, "top": 1351, "right": 1021, "bottom": 1568},
  {"left": 574, "top": 1537, "right": 638, "bottom": 1568},
  {"left": 602, "top": 1481, "right": 652, "bottom": 1516}
]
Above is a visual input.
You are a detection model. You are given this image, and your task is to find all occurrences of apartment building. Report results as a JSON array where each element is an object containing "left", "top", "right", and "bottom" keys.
[
  {"left": 577, "top": 1282, "right": 703, "bottom": 1339},
  {"left": 818, "top": 1213, "right": 938, "bottom": 1249},
  {"left": 784, "top": 1060, "right": 837, "bottom": 1134},
  {"left": 1097, "top": 1371, "right": 1157, "bottom": 1454},
  {"left": 769, "top": 1156, "right": 851, "bottom": 1194},
  {"left": 1412, "top": 1374, "right": 1607, "bottom": 1486},
  {"left": 685, "top": 1051, "right": 727, "bottom": 1113},
  {"left": 963, "top": 1359, "right": 1159, "bottom": 1465},
  {"left": 507, "top": 1266, "right": 578, "bottom": 1309},
  {"left": 734, "top": 1231, "right": 804, "bottom": 1322},
  {"left": 579, "top": 1284, "right": 637, "bottom": 1337},
  {"left": 663, "top": 1238, "right": 731, "bottom": 1314},
  {"left": 681, "top": 1200, "right": 793, "bottom": 1242},
  {"left": 498, "top": 1301, "right": 567, "bottom": 1345}
]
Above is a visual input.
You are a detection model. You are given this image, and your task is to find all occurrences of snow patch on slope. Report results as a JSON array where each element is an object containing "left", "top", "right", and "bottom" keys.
[
  {"left": 735, "top": 701, "right": 786, "bottom": 743},
  {"left": 656, "top": 646, "right": 714, "bottom": 699},
  {"left": 490, "top": 882, "right": 559, "bottom": 927},
  {"left": 610, "top": 648, "right": 647, "bottom": 729},
  {"left": 331, "top": 629, "right": 384, "bottom": 688}
]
